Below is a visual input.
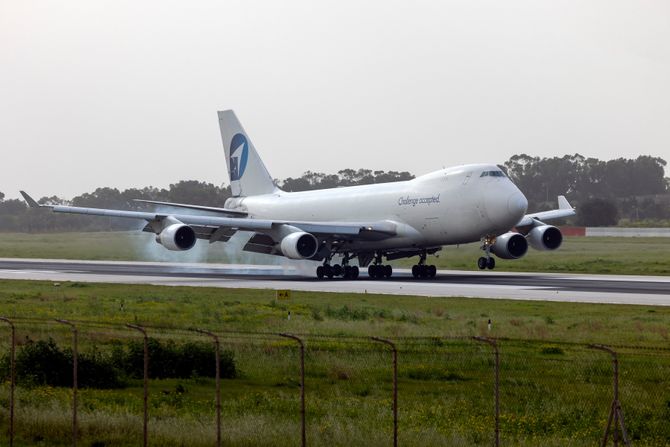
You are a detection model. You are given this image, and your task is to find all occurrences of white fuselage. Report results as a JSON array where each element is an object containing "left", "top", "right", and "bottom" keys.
[{"left": 225, "top": 164, "right": 528, "bottom": 251}]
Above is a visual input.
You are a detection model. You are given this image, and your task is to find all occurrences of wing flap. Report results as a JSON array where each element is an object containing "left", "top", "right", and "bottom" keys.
[
  {"left": 243, "top": 233, "right": 278, "bottom": 255},
  {"left": 133, "top": 199, "right": 247, "bottom": 216}
]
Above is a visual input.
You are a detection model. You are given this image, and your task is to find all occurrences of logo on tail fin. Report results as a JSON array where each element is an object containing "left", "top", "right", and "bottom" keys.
[{"left": 229, "top": 133, "right": 249, "bottom": 181}]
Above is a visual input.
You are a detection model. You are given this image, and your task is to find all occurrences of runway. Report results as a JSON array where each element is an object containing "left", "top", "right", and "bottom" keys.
[{"left": 0, "top": 258, "right": 669, "bottom": 306}]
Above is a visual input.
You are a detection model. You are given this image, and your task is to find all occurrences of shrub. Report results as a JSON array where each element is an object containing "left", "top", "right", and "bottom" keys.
[
  {"left": 1, "top": 337, "right": 236, "bottom": 389},
  {"left": 4, "top": 338, "right": 123, "bottom": 388},
  {"left": 121, "top": 338, "right": 236, "bottom": 379},
  {"left": 78, "top": 347, "right": 124, "bottom": 388},
  {"left": 15, "top": 338, "right": 70, "bottom": 387}
]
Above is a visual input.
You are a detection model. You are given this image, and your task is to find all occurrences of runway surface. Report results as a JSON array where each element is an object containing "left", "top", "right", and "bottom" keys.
[{"left": 0, "top": 258, "right": 669, "bottom": 305}]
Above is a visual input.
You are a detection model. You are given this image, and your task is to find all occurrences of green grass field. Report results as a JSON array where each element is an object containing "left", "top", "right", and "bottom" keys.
[
  {"left": 0, "top": 231, "right": 669, "bottom": 275},
  {"left": 1, "top": 280, "right": 669, "bottom": 446}
]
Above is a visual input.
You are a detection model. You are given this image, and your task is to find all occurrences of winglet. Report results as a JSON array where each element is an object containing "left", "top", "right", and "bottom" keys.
[
  {"left": 557, "top": 195, "right": 573, "bottom": 210},
  {"left": 20, "top": 191, "right": 43, "bottom": 208}
]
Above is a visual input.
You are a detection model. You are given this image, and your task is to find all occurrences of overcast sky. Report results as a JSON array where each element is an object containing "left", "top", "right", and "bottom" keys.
[{"left": 1, "top": 0, "right": 669, "bottom": 200}]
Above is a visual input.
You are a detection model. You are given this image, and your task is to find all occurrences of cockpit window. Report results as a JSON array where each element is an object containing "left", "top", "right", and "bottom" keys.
[{"left": 480, "top": 170, "right": 506, "bottom": 178}]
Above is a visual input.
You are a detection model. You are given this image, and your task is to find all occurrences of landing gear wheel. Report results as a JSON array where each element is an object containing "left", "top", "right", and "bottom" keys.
[
  {"left": 324, "top": 264, "right": 334, "bottom": 279},
  {"left": 333, "top": 264, "right": 343, "bottom": 277},
  {"left": 316, "top": 266, "right": 325, "bottom": 279},
  {"left": 412, "top": 265, "right": 420, "bottom": 278},
  {"left": 427, "top": 265, "right": 437, "bottom": 278},
  {"left": 477, "top": 257, "right": 488, "bottom": 270},
  {"left": 487, "top": 257, "right": 496, "bottom": 270},
  {"left": 368, "top": 265, "right": 390, "bottom": 279},
  {"left": 419, "top": 265, "right": 428, "bottom": 278},
  {"left": 351, "top": 266, "right": 359, "bottom": 279}
]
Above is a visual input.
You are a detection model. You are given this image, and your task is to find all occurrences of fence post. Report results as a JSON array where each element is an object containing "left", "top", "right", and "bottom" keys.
[
  {"left": 196, "top": 329, "right": 222, "bottom": 447},
  {"left": 127, "top": 324, "right": 149, "bottom": 447},
  {"left": 55, "top": 319, "right": 78, "bottom": 447},
  {"left": 279, "top": 333, "right": 306, "bottom": 447},
  {"left": 589, "top": 344, "right": 631, "bottom": 447},
  {"left": 474, "top": 336, "right": 500, "bottom": 447},
  {"left": 0, "top": 317, "right": 16, "bottom": 447},
  {"left": 371, "top": 337, "right": 398, "bottom": 447}
]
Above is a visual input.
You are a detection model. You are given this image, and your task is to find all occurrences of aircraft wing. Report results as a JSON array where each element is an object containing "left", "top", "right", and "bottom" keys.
[
  {"left": 515, "top": 195, "right": 576, "bottom": 228},
  {"left": 132, "top": 199, "right": 248, "bottom": 216},
  {"left": 20, "top": 191, "right": 397, "bottom": 243}
]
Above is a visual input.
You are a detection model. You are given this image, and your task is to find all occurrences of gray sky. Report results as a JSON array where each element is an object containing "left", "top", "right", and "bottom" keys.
[{"left": 1, "top": 0, "right": 669, "bottom": 200}]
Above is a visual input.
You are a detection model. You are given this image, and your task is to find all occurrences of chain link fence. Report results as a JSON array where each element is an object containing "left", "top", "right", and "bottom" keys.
[{"left": 1, "top": 318, "right": 669, "bottom": 446}]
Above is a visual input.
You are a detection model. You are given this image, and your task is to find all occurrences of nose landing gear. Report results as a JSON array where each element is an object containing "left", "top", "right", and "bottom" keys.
[{"left": 478, "top": 236, "right": 496, "bottom": 270}]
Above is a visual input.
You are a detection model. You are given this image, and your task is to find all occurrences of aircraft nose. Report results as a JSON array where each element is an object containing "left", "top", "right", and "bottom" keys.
[
  {"left": 508, "top": 190, "right": 528, "bottom": 218},
  {"left": 484, "top": 186, "right": 528, "bottom": 229}
]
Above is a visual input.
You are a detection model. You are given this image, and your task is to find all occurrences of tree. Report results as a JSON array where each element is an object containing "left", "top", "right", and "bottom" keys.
[
  {"left": 0, "top": 191, "right": 4, "bottom": 202},
  {"left": 576, "top": 198, "right": 619, "bottom": 226},
  {"left": 167, "top": 181, "right": 229, "bottom": 206},
  {"left": 280, "top": 169, "right": 414, "bottom": 192}
]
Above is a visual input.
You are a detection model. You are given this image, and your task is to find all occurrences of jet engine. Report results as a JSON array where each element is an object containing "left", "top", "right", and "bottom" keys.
[
  {"left": 280, "top": 232, "right": 319, "bottom": 260},
  {"left": 527, "top": 225, "right": 563, "bottom": 251},
  {"left": 157, "top": 224, "right": 197, "bottom": 251},
  {"left": 490, "top": 232, "right": 528, "bottom": 259}
]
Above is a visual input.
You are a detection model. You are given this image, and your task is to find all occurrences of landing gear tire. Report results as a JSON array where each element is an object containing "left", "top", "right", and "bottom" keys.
[
  {"left": 350, "top": 266, "right": 359, "bottom": 279},
  {"left": 333, "top": 264, "right": 343, "bottom": 276},
  {"left": 412, "top": 264, "right": 436, "bottom": 279},
  {"left": 487, "top": 257, "right": 496, "bottom": 270},
  {"left": 325, "top": 264, "right": 334, "bottom": 279},
  {"left": 316, "top": 266, "right": 325, "bottom": 279},
  {"left": 477, "top": 257, "right": 488, "bottom": 270},
  {"left": 368, "top": 264, "right": 392, "bottom": 279}
]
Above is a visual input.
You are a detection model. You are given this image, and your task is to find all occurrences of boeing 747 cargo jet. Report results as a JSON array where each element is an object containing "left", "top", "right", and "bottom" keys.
[{"left": 22, "top": 110, "right": 575, "bottom": 279}]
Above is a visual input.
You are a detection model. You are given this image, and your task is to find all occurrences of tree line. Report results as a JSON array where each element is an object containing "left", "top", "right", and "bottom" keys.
[
  {"left": 0, "top": 170, "right": 414, "bottom": 232},
  {"left": 0, "top": 157, "right": 668, "bottom": 232},
  {"left": 502, "top": 154, "right": 669, "bottom": 225}
]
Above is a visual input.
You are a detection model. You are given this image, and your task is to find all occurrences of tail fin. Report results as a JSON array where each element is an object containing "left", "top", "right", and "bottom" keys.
[{"left": 217, "top": 110, "right": 278, "bottom": 197}]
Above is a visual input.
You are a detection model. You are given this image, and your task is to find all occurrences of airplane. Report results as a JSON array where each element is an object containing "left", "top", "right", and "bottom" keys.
[{"left": 21, "top": 110, "right": 576, "bottom": 280}]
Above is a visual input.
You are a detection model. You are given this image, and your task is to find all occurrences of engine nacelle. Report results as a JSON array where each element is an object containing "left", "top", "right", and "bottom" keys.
[
  {"left": 490, "top": 232, "right": 528, "bottom": 259},
  {"left": 280, "top": 231, "right": 319, "bottom": 260},
  {"left": 156, "top": 224, "right": 197, "bottom": 251},
  {"left": 527, "top": 225, "right": 563, "bottom": 251}
]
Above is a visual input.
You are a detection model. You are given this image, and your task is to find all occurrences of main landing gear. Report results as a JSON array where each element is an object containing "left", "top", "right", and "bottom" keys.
[
  {"left": 368, "top": 252, "right": 393, "bottom": 279},
  {"left": 316, "top": 253, "right": 360, "bottom": 280},
  {"left": 411, "top": 250, "right": 437, "bottom": 279},
  {"left": 478, "top": 236, "right": 496, "bottom": 270}
]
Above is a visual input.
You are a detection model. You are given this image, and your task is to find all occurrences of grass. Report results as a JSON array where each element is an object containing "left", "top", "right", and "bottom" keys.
[
  {"left": 0, "top": 231, "right": 669, "bottom": 275},
  {"left": 0, "top": 280, "right": 670, "bottom": 445}
]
